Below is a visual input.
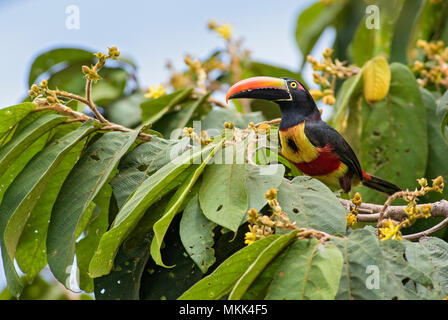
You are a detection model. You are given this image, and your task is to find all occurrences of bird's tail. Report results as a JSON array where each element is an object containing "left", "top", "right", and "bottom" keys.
[{"left": 361, "top": 171, "right": 401, "bottom": 195}]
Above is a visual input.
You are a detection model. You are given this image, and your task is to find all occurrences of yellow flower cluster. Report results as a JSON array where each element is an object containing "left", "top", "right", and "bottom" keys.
[
  {"left": 208, "top": 20, "right": 233, "bottom": 41},
  {"left": 379, "top": 219, "right": 403, "bottom": 241},
  {"left": 413, "top": 40, "right": 448, "bottom": 88},
  {"left": 144, "top": 84, "right": 167, "bottom": 99},
  {"left": 307, "top": 48, "right": 358, "bottom": 105},
  {"left": 244, "top": 188, "right": 296, "bottom": 245},
  {"left": 346, "top": 192, "right": 361, "bottom": 227}
]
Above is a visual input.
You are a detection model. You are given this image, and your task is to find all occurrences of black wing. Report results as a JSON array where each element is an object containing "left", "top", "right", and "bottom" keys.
[{"left": 303, "top": 120, "right": 363, "bottom": 180}]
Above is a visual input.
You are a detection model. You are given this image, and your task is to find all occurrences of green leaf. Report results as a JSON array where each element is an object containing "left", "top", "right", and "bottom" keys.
[
  {"left": 28, "top": 48, "right": 93, "bottom": 87},
  {"left": 150, "top": 141, "right": 222, "bottom": 267},
  {"left": 0, "top": 103, "right": 36, "bottom": 146},
  {"left": 0, "top": 120, "right": 94, "bottom": 296},
  {"left": 107, "top": 93, "right": 145, "bottom": 128},
  {"left": 178, "top": 235, "right": 281, "bottom": 300},
  {"left": 201, "top": 109, "right": 264, "bottom": 134},
  {"left": 110, "top": 136, "right": 190, "bottom": 208},
  {"left": 357, "top": 63, "right": 427, "bottom": 203},
  {"left": 47, "top": 130, "right": 139, "bottom": 284},
  {"left": 406, "top": 237, "right": 448, "bottom": 296},
  {"left": 379, "top": 239, "right": 432, "bottom": 299},
  {"left": 199, "top": 146, "right": 248, "bottom": 232},
  {"left": 89, "top": 142, "right": 216, "bottom": 277},
  {"left": 351, "top": 0, "right": 404, "bottom": 66},
  {"left": 439, "top": 89, "right": 448, "bottom": 141},
  {"left": 94, "top": 234, "right": 152, "bottom": 300},
  {"left": 179, "top": 195, "right": 217, "bottom": 274},
  {"left": 389, "top": 0, "right": 425, "bottom": 64},
  {"left": 420, "top": 88, "right": 448, "bottom": 201},
  {"left": 332, "top": 70, "right": 363, "bottom": 132},
  {"left": 265, "top": 238, "right": 343, "bottom": 300},
  {"left": 295, "top": 0, "right": 347, "bottom": 68},
  {"left": 0, "top": 114, "right": 67, "bottom": 180},
  {"left": 245, "top": 164, "right": 285, "bottom": 212},
  {"left": 76, "top": 184, "right": 112, "bottom": 293},
  {"left": 1, "top": 120, "right": 95, "bottom": 261},
  {"left": 276, "top": 176, "right": 347, "bottom": 235},
  {"left": 140, "top": 88, "right": 193, "bottom": 125},
  {"left": 152, "top": 93, "right": 211, "bottom": 138},
  {"left": 140, "top": 216, "right": 203, "bottom": 300},
  {"left": 228, "top": 230, "right": 299, "bottom": 300},
  {"left": 15, "top": 136, "right": 85, "bottom": 280},
  {"left": 331, "top": 228, "right": 386, "bottom": 300}
]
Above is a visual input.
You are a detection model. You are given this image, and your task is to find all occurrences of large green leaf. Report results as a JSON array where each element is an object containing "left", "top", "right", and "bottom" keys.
[
  {"left": 439, "top": 89, "right": 448, "bottom": 141},
  {"left": 199, "top": 146, "right": 248, "bottom": 232},
  {"left": 179, "top": 195, "right": 217, "bottom": 274},
  {"left": 295, "top": 0, "right": 347, "bottom": 68},
  {"left": 421, "top": 88, "right": 448, "bottom": 202},
  {"left": 265, "top": 238, "right": 343, "bottom": 300},
  {"left": 150, "top": 141, "right": 222, "bottom": 267},
  {"left": 0, "top": 120, "right": 94, "bottom": 296},
  {"left": 404, "top": 237, "right": 448, "bottom": 298},
  {"left": 0, "top": 103, "right": 36, "bottom": 146},
  {"left": 47, "top": 130, "right": 139, "bottom": 284},
  {"left": 28, "top": 48, "right": 93, "bottom": 87},
  {"left": 332, "top": 228, "right": 386, "bottom": 300},
  {"left": 245, "top": 164, "right": 285, "bottom": 212},
  {"left": 76, "top": 184, "right": 112, "bottom": 293},
  {"left": 351, "top": 0, "right": 404, "bottom": 66},
  {"left": 1, "top": 120, "right": 95, "bottom": 261},
  {"left": 140, "top": 216, "right": 203, "bottom": 300},
  {"left": 276, "top": 176, "right": 347, "bottom": 235},
  {"left": 332, "top": 70, "right": 363, "bottom": 132},
  {"left": 178, "top": 235, "right": 281, "bottom": 300},
  {"left": 0, "top": 114, "right": 66, "bottom": 180},
  {"left": 15, "top": 137, "right": 85, "bottom": 280},
  {"left": 110, "top": 136, "right": 190, "bottom": 208},
  {"left": 389, "top": 0, "right": 426, "bottom": 64},
  {"left": 228, "top": 230, "right": 299, "bottom": 300},
  {"left": 88, "top": 142, "right": 217, "bottom": 277},
  {"left": 94, "top": 233, "right": 152, "bottom": 300},
  {"left": 357, "top": 63, "right": 428, "bottom": 203},
  {"left": 201, "top": 108, "right": 264, "bottom": 134},
  {"left": 140, "top": 88, "right": 193, "bottom": 125}
]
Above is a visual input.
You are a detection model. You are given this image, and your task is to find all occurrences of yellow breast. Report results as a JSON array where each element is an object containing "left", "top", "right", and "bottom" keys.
[{"left": 279, "top": 122, "right": 319, "bottom": 163}]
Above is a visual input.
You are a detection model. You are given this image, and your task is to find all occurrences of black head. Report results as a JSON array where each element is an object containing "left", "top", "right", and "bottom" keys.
[{"left": 226, "top": 76, "right": 320, "bottom": 128}]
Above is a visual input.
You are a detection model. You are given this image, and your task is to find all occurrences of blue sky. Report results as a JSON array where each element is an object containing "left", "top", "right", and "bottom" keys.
[{"left": 0, "top": 0, "right": 334, "bottom": 294}]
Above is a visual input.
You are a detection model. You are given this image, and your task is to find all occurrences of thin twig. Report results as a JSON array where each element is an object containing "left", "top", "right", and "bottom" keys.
[{"left": 403, "top": 217, "right": 448, "bottom": 240}]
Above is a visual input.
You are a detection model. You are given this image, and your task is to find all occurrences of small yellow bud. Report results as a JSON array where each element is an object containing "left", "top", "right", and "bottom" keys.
[
  {"left": 39, "top": 79, "right": 48, "bottom": 88},
  {"left": 309, "top": 89, "right": 324, "bottom": 100},
  {"left": 82, "top": 65, "right": 91, "bottom": 75},
  {"left": 223, "top": 122, "right": 234, "bottom": 129},
  {"left": 265, "top": 188, "right": 278, "bottom": 201},
  {"left": 108, "top": 46, "right": 120, "bottom": 59},
  {"left": 346, "top": 213, "right": 357, "bottom": 227},
  {"left": 417, "top": 178, "right": 428, "bottom": 188},
  {"left": 258, "top": 123, "right": 271, "bottom": 134},
  {"left": 351, "top": 192, "right": 362, "bottom": 206},
  {"left": 322, "top": 95, "right": 336, "bottom": 105},
  {"left": 432, "top": 176, "right": 444, "bottom": 193},
  {"left": 420, "top": 204, "right": 432, "bottom": 219}
]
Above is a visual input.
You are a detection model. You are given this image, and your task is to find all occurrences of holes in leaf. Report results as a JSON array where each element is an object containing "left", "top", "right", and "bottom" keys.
[
  {"left": 137, "top": 164, "right": 149, "bottom": 172},
  {"left": 293, "top": 208, "right": 299, "bottom": 214},
  {"left": 216, "top": 204, "right": 223, "bottom": 212},
  {"left": 90, "top": 154, "right": 100, "bottom": 161}
]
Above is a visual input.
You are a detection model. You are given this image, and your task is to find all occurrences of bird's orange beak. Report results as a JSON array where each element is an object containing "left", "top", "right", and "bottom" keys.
[{"left": 226, "top": 76, "right": 290, "bottom": 103}]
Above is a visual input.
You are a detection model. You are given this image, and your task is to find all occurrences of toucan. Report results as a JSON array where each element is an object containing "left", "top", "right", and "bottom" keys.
[{"left": 226, "top": 76, "right": 401, "bottom": 195}]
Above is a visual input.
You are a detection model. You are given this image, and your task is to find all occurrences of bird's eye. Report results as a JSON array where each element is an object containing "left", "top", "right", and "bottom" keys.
[{"left": 290, "top": 82, "right": 298, "bottom": 88}]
